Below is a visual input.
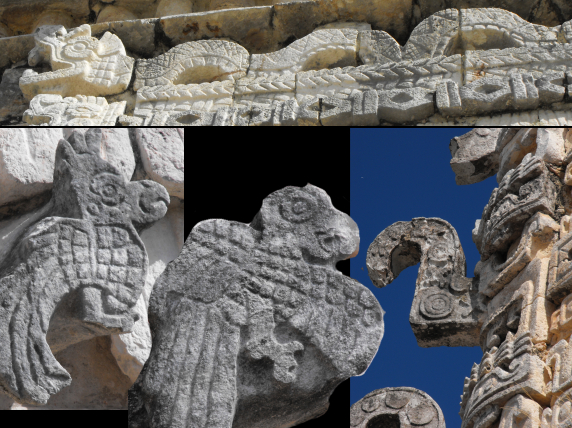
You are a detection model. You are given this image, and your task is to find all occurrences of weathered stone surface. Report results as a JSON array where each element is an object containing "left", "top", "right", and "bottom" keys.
[
  {"left": 0, "top": 336, "right": 132, "bottom": 410},
  {"left": 498, "top": 394, "right": 542, "bottom": 428},
  {"left": 19, "top": 25, "right": 134, "bottom": 100},
  {"left": 459, "top": 332, "right": 548, "bottom": 428},
  {"left": 449, "top": 128, "right": 503, "bottom": 185},
  {"left": 111, "top": 199, "right": 184, "bottom": 383},
  {"left": 133, "top": 40, "right": 249, "bottom": 90},
  {"left": 129, "top": 184, "right": 383, "bottom": 428},
  {"left": 62, "top": 128, "right": 135, "bottom": 183},
  {"left": 351, "top": 387, "right": 446, "bottom": 428},
  {"left": 541, "top": 388, "right": 572, "bottom": 428},
  {"left": 23, "top": 94, "right": 126, "bottom": 126},
  {"left": 0, "top": 68, "right": 28, "bottom": 122},
  {"left": 248, "top": 29, "right": 358, "bottom": 77},
  {"left": 134, "top": 129, "right": 184, "bottom": 199},
  {"left": 0, "top": 129, "right": 169, "bottom": 406},
  {"left": 367, "top": 217, "right": 482, "bottom": 347},
  {"left": 0, "top": 129, "right": 63, "bottom": 208},
  {"left": 358, "top": 30, "right": 403, "bottom": 66},
  {"left": 474, "top": 154, "right": 558, "bottom": 261},
  {"left": 377, "top": 87, "right": 434, "bottom": 124}
]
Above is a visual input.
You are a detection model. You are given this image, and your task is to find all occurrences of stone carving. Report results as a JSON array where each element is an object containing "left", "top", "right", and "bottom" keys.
[
  {"left": 498, "top": 395, "right": 542, "bottom": 428},
  {"left": 19, "top": 25, "right": 134, "bottom": 100},
  {"left": 459, "top": 332, "right": 548, "bottom": 428},
  {"left": 541, "top": 388, "right": 572, "bottom": 428},
  {"left": 131, "top": 81, "right": 234, "bottom": 121},
  {"left": 437, "top": 72, "right": 566, "bottom": 118},
  {"left": 23, "top": 94, "right": 126, "bottom": 126},
  {"left": 0, "top": 129, "right": 169, "bottom": 405},
  {"left": 473, "top": 154, "right": 558, "bottom": 261},
  {"left": 248, "top": 29, "right": 358, "bottom": 77},
  {"left": 128, "top": 185, "right": 383, "bottom": 428},
  {"left": 363, "top": 127, "right": 572, "bottom": 428},
  {"left": 350, "top": 387, "right": 446, "bottom": 428},
  {"left": 133, "top": 40, "right": 249, "bottom": 90},
  {"left": 366, "top": 217, "right": 482, "bottom": 347}
]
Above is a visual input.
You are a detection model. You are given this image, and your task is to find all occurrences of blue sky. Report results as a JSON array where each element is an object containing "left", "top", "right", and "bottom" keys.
[{"left": 350, "top": 129, "right": 499, "bottom": 428}]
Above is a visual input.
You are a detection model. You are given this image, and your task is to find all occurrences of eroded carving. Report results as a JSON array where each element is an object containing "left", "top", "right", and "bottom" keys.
[
  {"left": 350, "top": 387, "right": 446, "bottom": 428},
  {"left": 0, "top": 129, "right": 169, "bottom": 405},
  {"left": 366, "top": 217, "right": 482, "bottom": 347},
  {"left": 129, "top": 185, "right": 383, "bottom": 428},
  {"left": 23, "top": 94, "right": 126, "bottom": 126},
  {"left": 19, "top": 25, "right": 134, "bottom": 100},
  {"left": 133, "top": 40, "right": 249, "bottom": 90}
]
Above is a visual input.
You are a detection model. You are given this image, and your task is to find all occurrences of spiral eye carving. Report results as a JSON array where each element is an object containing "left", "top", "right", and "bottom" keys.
[
  {"left": 90, "top": 173, "right": 125, "bottom": 206},
  {"left": 63, "top": 38, "right": 97, "bottom": 59},
  {"left": 279, "top": 192, "right": 316, "bottom": 223}
]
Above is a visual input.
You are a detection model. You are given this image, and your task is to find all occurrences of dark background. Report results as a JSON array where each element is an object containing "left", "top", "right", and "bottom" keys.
[
  {"left": 350, "top": 129, "right": 499, "bottom": 428},
  {"left": 186, "top": 143, "right": 350, "bottom": 427}
]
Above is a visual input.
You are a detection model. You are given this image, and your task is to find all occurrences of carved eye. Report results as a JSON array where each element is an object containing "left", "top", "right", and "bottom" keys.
[
  {"left": 279, "top": 192, "right": 316, "bottom": 223},
  {"left": 90, "top": 173, "right": 125, "bottom": 206},
  {"left": 63, "top": 37, "right": 97, "bottom": 59}
]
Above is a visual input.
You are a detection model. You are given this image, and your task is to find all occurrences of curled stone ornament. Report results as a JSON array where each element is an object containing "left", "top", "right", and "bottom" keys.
[{"left": 420, "top": 290, "right": 454, "bottom": 319}]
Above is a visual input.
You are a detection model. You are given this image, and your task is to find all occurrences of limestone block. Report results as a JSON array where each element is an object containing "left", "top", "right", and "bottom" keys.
[
  {"left": 0, "top": 0, "right": 90, "bottom": 38},
  {"left": 96, "top": 5, "right": 138, "bottom": 23},
  {"left": 546, "top": 334, "right": 572, "bottom": 396},
  {"left": 159, "top": 6, "right": 274, "bottom": 53},
  {"left": 476, "top": 213, "right": 559, "bottom": 298},
  {"left": 248, "top": 29, "right": 358, "bottom": 77},
  {"left": 460, "top": 332, "right": 548, "bottom": 428},
  {"left": 296, "top": 55, "right": 462, "bottom": 101},
  {"left": 367, "top": 217, "right": 482, "bottom": 348},
  {"left": 147, "top": 108, "right": 249, "bottom": 126},
  {"left": 132, "top": 81, "right": 234, "bottom": 121},
  {"left": 350, "top": 387, "right": 446, "bottom": 428},
  {"left": 0, "top": 68, "right": 28, "bottom": 122},
  {"left": 358, "top": 30, "right": 402, "bottom": 66},
  {"left": 474, "top": 154, "right": 557, "bottom": 260},
  {"left": 545, "top": 227, "right": 572, "bottom": 304},
  {"left": 155, "top": 0, "right": 193, "bottom": 17},
  {"left": 0, "top": 129, "right": 169, "bottom": 406},
  {"left": 0, "top": 129, "right": 63, "bottom": 208},
  {"left": 19, "top": 25, "right": 134, "bottom": 100},
  {"left": 480, "top": 258, "right": 555, "bottom": 350},
  {"left": 377, "top": 87, "right": 434, "bottom": 124},
  {"left": 460, "top": 8, "right": 559, "bottom": 51},
  {"left": 135, "top": 129, "right": 184, "bottom": 199},
  {"left": 449, "top": 128, "right": 503, "bottom": 185},
  {"left": 234, "top": 74, "right": 296, "bottom": 109},
  {"left": 23, "top": 94, "right": 126, "bottom": 126},
  {"left": 464, "top": 45, "right": 572, "bottom": 84},
  {"left": 402, "top": 8, "right": 459, "bottom": 61},
  {"left": 111, "top": 201, "right": 184, "bottom": 383},
  {"left": 549, "top": 294, "right": 572, "bottom": 345},
  {"left": 128, "top": 185, "right": 383, "bottom": 428},
  {"left": 541, "top": 389, "right": 572, "bottom": 428},
  {"left": 108, "top": 19, "right": 157, "bottom": 57},
  {"left": 498, "top": 395, "right": 542, "bottom": 428},
  {"left": 249, "top": 98, "right": 320, "bottom": 126},
  {"left": 133, "top": 40, "right": 249, "bottom": 91}
]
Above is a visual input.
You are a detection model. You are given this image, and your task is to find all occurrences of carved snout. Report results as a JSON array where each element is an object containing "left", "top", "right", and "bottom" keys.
[{"left": 126, "top": 180, "right": 170, "bottom": 231}]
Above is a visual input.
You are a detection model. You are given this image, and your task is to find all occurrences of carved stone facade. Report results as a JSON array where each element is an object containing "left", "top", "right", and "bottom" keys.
[
  {"left": 366, "top": 128, "right": 572, "bottom": 428},
  {"left": 0, "top": 128, "right": 184, "bottom": 410},
  {"left": 3, "top": 2, "right": 572, "bottom": 125}
]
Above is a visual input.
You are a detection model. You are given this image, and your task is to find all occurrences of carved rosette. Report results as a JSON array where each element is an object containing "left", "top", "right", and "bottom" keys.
[{"left": 350, "top": 387, "right": 446, "bottom": 428}]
